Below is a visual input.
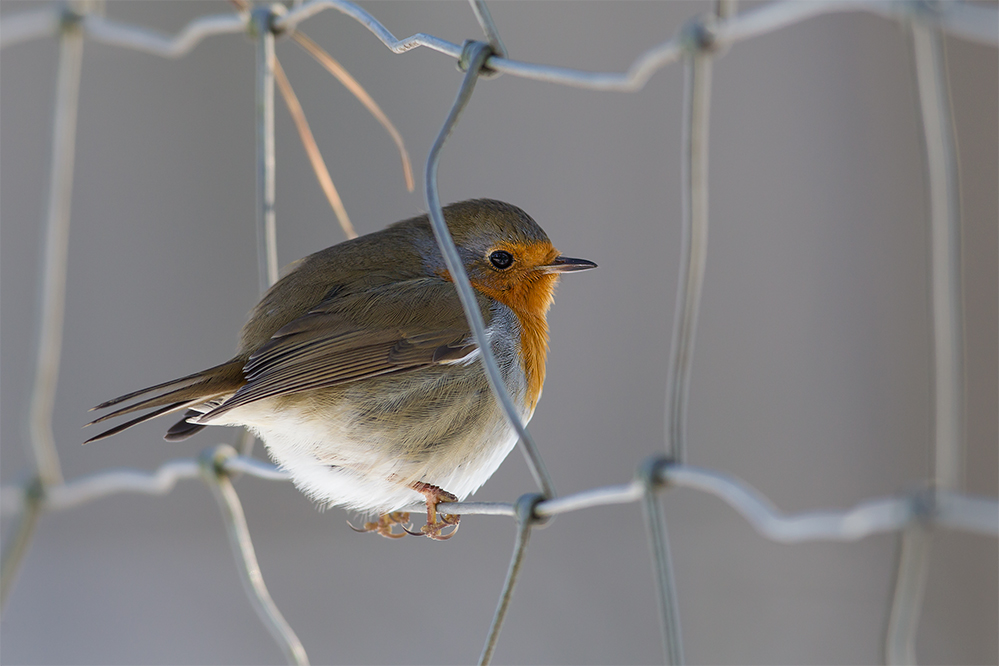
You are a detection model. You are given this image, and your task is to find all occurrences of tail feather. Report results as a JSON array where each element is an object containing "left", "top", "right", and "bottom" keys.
[
  {"left": 90, "top": 367, "right": 212, "bottom": 411},
  {"left": 164, "top": 410, "right": 209, "bottom": 442},
  {"left": 84, "top": 400, "right": 198, "bottom": 444},
  {"left": 87, "top": 380, "right": 217, "bottom": 427},
  {"left": 85, "top": 360, "right": 245, "bottom": 441}
]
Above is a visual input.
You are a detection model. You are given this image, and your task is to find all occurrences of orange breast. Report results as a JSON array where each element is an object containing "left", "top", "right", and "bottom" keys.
[
  {"left": 473, "top": 268, "right": 558, "bottom": 411},
  {"left": 443, "top": 240, "right": 561, "bottom": 411},
  {"left": 512, "top": 305, "right": 551, "bottom": 411}
]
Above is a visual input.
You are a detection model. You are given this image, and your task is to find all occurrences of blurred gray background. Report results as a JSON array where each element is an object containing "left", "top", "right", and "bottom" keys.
[{"left": 1, "top": 2, "right": 996, "bottom": 664}]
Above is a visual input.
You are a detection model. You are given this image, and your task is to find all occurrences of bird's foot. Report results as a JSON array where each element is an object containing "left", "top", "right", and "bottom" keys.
[
  {"left": 405, "top": 483, "right": 461, "bottom": 541},
  {"left": 348, "top": 511, "right": 411, "bottom": 539}
]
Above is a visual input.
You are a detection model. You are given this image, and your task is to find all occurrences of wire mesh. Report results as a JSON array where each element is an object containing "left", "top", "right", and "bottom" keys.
[{"left": 0, "top": 1, "right": 996, "bottom": 664}]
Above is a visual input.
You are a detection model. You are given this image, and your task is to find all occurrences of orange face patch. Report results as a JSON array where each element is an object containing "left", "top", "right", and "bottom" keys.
[
  {"left": 475, "top": 240, "right": 560, "bottom": 411},
  {"left": 441, "top": 240, "right": 561, "bottom": 411}
]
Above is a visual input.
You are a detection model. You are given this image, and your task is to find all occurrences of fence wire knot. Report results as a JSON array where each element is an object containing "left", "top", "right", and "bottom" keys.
[
  {"left": 457, "top": 39, "right": 500, "bottom": 79},
  {"left": 198, "top": 443, "right": 240, "bottom": 482},
  {"left": 910, "top": 488, "right": 937, "bottom": 524},
  {"left": 679, "top": 14, "right": 721, "bottom": 54},
  {"left": 248, "top": 4, "right": 286, "bottom": 40},
  {"left": 57, "top": 4, "right": 82, "bottom": 34},
  {"left": 638, "top": 454, "right": 675, "bottom": 494},
  {"left": 20, "top": 476, "right": 46, "bottom": 508},
  {"left": 514, "top": 492, "right": 548, "bottom": 528}
]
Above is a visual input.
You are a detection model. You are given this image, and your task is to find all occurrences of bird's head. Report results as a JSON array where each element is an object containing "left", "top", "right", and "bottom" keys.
[{"left": 435, "top": 199, "right": 596, "bottom": 320}]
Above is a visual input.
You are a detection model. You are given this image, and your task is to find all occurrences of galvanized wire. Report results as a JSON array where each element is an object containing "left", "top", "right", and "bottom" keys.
[
  {"left": 467, "top": 0, "right": 506, "bottom": 61},
  {"left": 882, "top": 17, "right": 967, "bottom": 663},
  {"left": 640, "top": 458, "right": 684, "bottom": 665},
  {"left": 666, "top": 34, "right": 713, "bottom": 467},
  {"left": 0, "top": 2, "right": 996, "bottom": 665},
  {"left": 4, "top": 2, "right": 996, "bottom": 82},
  {"left": 910, "top": 20, "right": 965, "bottom": 494},
  {"left": 0, "top": 480, "right": 43, "bottom": 611},
  {"left": 254, "top": 6, "right": 280, "bottom": 293},
  {"left": 478, "top": 494, "right": 543, "bottom": 666},
  {"left": 1, "top": 9, "right": 85, "bottom": 610},
  {"left": 885, "top": 525, "right": 932, "bottom": 665},
  {"left": 200, "top": 445, "right": 309, "bottom": 666},
  {"left": 423, "top": 39, "right": 557, "bottom": 501},
  {"left": 28, "top": 6, "right": 85, "bottom": 492},
  {"left": 4, "top": 458, "right": 996, "bottom": 537}
]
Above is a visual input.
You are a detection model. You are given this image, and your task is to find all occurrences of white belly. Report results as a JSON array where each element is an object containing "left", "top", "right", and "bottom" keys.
[{"left": 210, "top": 361, "right": 532, "bottom": 516}]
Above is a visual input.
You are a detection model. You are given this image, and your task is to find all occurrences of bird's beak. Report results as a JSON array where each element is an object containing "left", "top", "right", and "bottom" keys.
[{"left": 543, "top": 255, "right": 598, "bottom": 274}]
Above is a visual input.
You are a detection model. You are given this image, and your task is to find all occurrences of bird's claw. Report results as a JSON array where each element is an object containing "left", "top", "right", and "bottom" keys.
[
  {"left": 347, "top": 511, "right": 411, "bottom": 539},
  {"left": 423, "top": 512, "right": 461, "bottom": 541},
  {"left": 349, "top": 483, "right": 463, "bottom": 541},
  {"left": 401, "top": 512, "right": 460, "bottom": 540},
  {"left": 409, "top": 482, "right": 462, "bottom": 541}
]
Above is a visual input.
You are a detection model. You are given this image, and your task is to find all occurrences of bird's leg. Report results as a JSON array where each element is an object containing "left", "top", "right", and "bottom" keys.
[
  {"left": 349, "top": 511, "right": 411, "bottom": 539},
  {"left": 409, "top": 482, "right": 460, "bottom": 541}
]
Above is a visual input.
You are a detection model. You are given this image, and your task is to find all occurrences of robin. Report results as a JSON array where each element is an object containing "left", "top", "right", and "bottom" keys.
[{"left": 86, "top": 199, "right": 596, "bottom": 540}]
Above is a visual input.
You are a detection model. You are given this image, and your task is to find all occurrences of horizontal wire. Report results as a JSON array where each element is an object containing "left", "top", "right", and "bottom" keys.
[
  {"left": 935, "top": 493, "right": 999, "bottom": 535},
  {"left": 277, "top": 0, "right": 461, "bottom": 56},
  {"left": 0, "top": 456, "right": 281, "bottom": 514},
  {"left": 0, "top": 5, "right": 60, "bottom": 49},
  {"left": 534, "top": 482, "right": 643, "bottom": 516},
  {"left": 2, "top": 459, "right": 995, "bottom": 538},
  {"left": 663, "top": 466, "right": 999, "bottom": 541},
  {"left": 272, "top": 0, "right": 998, "bottom": 91},
  {"left": 2, "top": 1, "right": 995, "bottom": 76},
  {"left": 81, "top": 12, "right": 247, "bottom": 58}
]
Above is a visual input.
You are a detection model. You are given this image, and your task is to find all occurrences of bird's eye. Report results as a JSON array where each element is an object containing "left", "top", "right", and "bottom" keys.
[{"left": 489, "top": 250, "right": 514, "bottom": 270}]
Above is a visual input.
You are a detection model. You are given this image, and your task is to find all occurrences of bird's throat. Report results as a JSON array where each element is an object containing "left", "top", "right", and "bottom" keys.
[{"left": 478, "top": 273, "right": 556, "bottom": 411}]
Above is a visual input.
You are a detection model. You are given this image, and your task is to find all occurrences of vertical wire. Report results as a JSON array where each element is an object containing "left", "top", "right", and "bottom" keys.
[
  {"left": 715, "top": 0, "right": 739, "bottom": 22},
  {"left": 28, "top": 9, "right": 86, "bottom": 489},
  {"left": 884, "top": 525, "right": 931, "bottom": 665},
  {"left": 239, "top": 6, "right": 280, "bottom": 458},
  {"left": 656, "top": 11, "right": 722, "bottom": 659},
  {"left": 640, "top": 458, "right": 684, "bottom": 665},
  {"left": 467, "top": 0, "right": 507, "bottom": 58},
  {"left": 212, "top": 8, "right": 291, "bottom": 641},
  {"left": 665, "top": 49, "right": 713, "bottom": 465},
  {"left": 2, "top": 11, "right": 85, "bottom": 612},
  {"left": 200, "top": 447, "right": 309, "bottom": 666},
  {"left": 884, "top": 20, "right": 964, "bottom": 664},
  {"left": 424, "top": 40, "right": 556, "bottom": 500},
  {"left": 0, "top": 482, "right": 43, "bottom": 610},
  {"left": 255, "top": 7, "right": 279, "bottom": 292},
  {"left": 912, "top": 21, "right": 964, "bottom": 494},
  {"left": 478, "top": 494, "right": 541, "bottom": 666}
]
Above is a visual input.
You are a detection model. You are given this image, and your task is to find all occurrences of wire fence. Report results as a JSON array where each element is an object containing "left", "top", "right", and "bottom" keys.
[{"left": 1, "top": 1, "right": 996, "bottom": 664}]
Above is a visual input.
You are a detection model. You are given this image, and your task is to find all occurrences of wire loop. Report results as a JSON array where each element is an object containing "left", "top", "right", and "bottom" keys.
[
  {"left": 457, "top": 38, "right": 500, "bottom": 78},
  {"left": 679, "top": 14, "right": 720, "bottom": 54},
  {"left": 638, "top": 454, "right": 675, "bottom": 492},
  {"left": 514, "top": 492, "right": 547, "bottom": 526}
]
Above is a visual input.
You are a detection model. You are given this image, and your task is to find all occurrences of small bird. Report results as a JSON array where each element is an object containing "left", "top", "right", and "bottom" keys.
[{"left": 86, "top": 199, "right": 595, "bottom": 540}]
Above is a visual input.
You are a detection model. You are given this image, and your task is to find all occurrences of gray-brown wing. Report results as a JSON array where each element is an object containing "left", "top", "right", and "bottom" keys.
[{"left": 200, "top": 278, "right": 485, "bottom": 421}]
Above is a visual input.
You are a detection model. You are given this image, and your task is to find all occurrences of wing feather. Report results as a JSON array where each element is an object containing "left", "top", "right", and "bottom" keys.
[{"left": 200, "top": 279, "right": 490, "bottom": 422}]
